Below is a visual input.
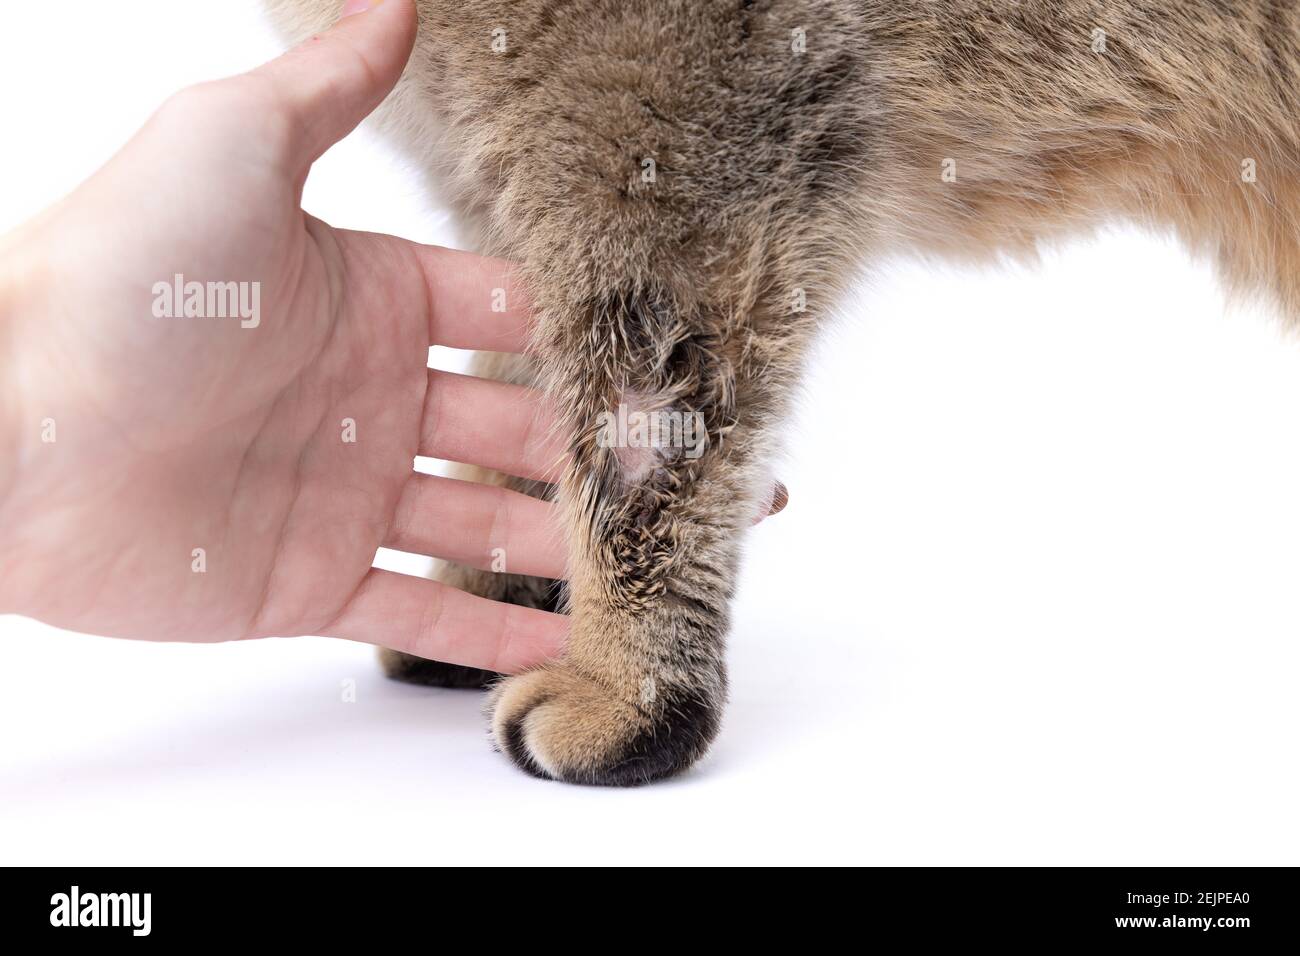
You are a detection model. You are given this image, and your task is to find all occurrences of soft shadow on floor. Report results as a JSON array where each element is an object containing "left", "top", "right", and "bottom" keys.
[{"left": 1, "top": 670, "right": 491, "bottom": 803}]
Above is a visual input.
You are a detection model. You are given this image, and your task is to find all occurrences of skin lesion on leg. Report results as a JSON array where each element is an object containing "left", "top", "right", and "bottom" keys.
[{"left": 485, "top": 309, "right": 771, "bottom": 784}]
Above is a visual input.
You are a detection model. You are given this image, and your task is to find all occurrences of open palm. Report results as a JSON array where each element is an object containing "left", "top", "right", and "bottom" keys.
[{"left": 0, "top": 2, "right": 569, "bottom": 672}]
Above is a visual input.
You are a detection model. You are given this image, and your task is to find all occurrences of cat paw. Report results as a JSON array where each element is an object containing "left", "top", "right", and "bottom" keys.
[{"left": 488, "top": 665, "right": 720, "bottom": 786}]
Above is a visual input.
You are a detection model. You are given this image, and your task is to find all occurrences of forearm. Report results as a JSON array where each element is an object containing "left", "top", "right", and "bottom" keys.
[
  {"left": 0, "top": 230, "right": 26, "bottom": 517},
  {"left": 0, "top": 301, "right": 24, "bottom": 615},
  {"left": 0, "top": 219, "right": 53, "bottom": 616}
]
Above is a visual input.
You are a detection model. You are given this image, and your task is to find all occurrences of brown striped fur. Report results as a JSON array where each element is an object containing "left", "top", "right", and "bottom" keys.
[{"left": 266, "top": 0, "right": 1300, "bottom": 783}]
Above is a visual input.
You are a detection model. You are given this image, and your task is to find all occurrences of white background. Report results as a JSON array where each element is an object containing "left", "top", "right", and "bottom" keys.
[{"left": 1, "top": 2, "right": 1297, "bottom": 865}]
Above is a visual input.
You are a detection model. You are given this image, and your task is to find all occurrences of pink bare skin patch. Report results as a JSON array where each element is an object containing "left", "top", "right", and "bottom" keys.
[{"left": 596, "top": 389, "right": 707, "bottom": 484}]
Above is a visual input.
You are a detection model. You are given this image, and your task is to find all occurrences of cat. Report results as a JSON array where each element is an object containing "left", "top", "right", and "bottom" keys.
[{"left": 264, "top": 0, "right": 1300, "bottom": 784}]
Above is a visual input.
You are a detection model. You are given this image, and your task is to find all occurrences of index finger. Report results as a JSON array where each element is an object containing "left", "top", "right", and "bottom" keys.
[{"left": 412, "top": 244, "right": 534, "bottom": 353}]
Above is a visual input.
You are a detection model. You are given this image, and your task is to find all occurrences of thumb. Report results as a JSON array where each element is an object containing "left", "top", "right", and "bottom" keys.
[{"left": 251, "top": 0, "right": 417, "bottom": 168}]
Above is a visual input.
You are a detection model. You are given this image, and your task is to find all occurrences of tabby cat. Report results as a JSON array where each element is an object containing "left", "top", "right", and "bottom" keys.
[{"left": 266, "top": 0, "right": 1300, "bottom": 783}]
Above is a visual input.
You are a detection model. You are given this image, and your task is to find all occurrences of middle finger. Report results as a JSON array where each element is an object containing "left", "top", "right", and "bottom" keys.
[{"left": 385, "top": 473, "right": 568, "bottom": 580}]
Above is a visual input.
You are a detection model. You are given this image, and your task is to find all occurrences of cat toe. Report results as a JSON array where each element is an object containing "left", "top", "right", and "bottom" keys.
[{"left": 488, "top": 665, "right": 720, "bottom": 786}]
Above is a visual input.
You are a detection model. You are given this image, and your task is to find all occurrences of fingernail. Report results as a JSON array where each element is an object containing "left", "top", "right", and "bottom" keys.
[
  {"left": 768, "top": 481, "right": 789, "bottom": 516},
  {"left": 341, "top": 0, "right": 380, "bottom": 18}
]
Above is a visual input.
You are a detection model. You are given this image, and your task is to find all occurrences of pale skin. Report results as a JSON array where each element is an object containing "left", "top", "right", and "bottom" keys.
[{"left": 0, "top": 0, "right": 782, "bottom": 674}]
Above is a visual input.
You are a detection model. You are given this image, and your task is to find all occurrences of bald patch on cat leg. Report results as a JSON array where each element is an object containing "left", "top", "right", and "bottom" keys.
[{"left": 598, "top": 389, "right": 707, "bottom": 485}]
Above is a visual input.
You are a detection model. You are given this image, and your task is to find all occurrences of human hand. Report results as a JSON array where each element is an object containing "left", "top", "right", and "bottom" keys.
[
  {"left": 0, "top": 0, "right": 575, "bottom": 672},
  {"left": 0, "top": 0, "right": 783, "bottom": 672}
]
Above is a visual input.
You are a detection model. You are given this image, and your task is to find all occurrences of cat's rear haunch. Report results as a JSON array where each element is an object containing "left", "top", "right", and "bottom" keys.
[{"left": 265, "top": 0, "right": 1300, "bottom": 784}]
